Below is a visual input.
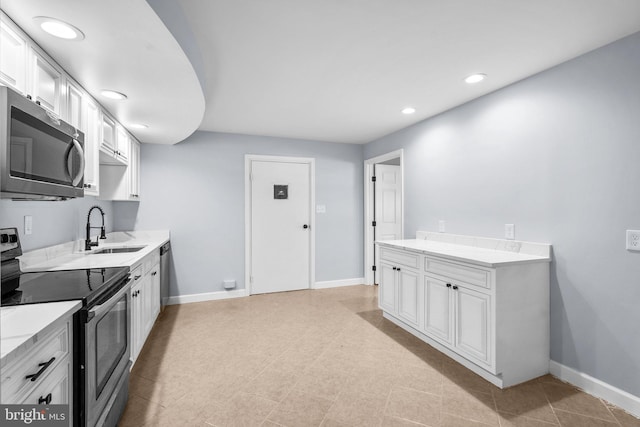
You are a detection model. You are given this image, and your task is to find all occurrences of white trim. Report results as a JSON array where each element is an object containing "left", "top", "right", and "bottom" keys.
[
  {"left": 166, "top": 289, "right": 248, "bottom": 305},
  {"left": 363, "top": 149, "right": 404, "bottom": 286},
  {"left": 550, "top": 360, "right": 640, "bottom": 418},
  {"left": 244, "top": 154, "right": 316, "bottom": 296},
  {"left": 313, "top": 278, "right": 365, "bottom": 289}
]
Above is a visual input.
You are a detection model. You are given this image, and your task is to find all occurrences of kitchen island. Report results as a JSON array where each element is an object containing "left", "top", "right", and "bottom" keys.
[{"left": 377, "top": 232, "right": 551, "bottom": 388}]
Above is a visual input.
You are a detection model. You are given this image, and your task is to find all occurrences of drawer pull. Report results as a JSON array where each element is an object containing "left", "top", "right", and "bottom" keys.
[
  {"left": 38, "top": 393, "right": 52, "bottom": 405},
  {"left": 151, "top": 271, "right": 157, "bottom": 276},
  {"left": 446, "top": 283, "right": 452, "bottom": 288},
  {"left": 25, "top": 357, "right": 56, "bottom": 382},
  {"left": 134, "top": 275, "right": 142, "bottom": 280},
  {"left": 452, "top": 285, "right": 459, "bottom": 290}
]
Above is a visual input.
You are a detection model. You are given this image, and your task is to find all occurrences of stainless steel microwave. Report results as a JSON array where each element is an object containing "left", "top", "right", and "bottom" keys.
[{"left": 1, "top": 85, "right": 85, "bottom": 200}]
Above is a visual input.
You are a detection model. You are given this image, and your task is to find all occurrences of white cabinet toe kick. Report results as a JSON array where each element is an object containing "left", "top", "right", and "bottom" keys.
[{"left": 376, "top": 236, "right": 551, "bottom": 389}]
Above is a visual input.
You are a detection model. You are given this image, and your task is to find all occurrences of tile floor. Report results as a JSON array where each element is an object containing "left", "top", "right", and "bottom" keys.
[{"left": 119, "top": 285, "right": 639, "bottom": 427}]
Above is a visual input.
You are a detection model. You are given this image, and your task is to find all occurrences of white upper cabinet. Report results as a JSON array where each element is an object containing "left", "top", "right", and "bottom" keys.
[
  {"left": 66, "top": 80, "right": 83, "bottom": 130},
  {"left": 83, "top": 99, "right": 101, "bottom": 196},
  {"left": 115, "top": 125, "right": 130, "bottom": 163},
  {"left": 31, "top": 48, "right": 63, "bottom": 114},
  {"left": 0, "top": 17, "right": 27, "bottom": 93}
]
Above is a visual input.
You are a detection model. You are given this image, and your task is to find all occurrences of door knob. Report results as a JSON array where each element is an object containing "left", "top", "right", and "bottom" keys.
[{"left": 303, "top": 224, "right": 309, "bottom": 229}]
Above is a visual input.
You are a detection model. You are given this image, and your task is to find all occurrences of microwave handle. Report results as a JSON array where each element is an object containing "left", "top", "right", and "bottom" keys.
[{"left": 64, "top": 139, "right": 85, "bottom": 186}]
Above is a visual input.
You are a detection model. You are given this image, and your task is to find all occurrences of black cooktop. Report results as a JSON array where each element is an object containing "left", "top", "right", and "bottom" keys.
[{"left": 1, "top": 267, "right": 129, "bottom": 307}]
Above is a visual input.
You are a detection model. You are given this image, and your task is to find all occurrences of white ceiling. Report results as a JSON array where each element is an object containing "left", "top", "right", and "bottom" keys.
[{"left": 3, "top": 1, "right": 640, "bottom": 145}]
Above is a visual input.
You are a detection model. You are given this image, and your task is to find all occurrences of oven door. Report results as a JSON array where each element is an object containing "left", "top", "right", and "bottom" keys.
[{"left": 84, "top": 280, "right": 130, "bottom": 427}]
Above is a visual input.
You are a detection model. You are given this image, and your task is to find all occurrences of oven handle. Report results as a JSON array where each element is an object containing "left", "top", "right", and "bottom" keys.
[{"left": 86, "top": 279, "right": 131, "bottom": 323}]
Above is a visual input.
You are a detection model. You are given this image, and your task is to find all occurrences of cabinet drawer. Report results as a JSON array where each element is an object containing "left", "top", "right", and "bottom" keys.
[
  {"left": 379, "top": 247, "right": 419, "bottom": 269},
  {"left": 1, "top": 321, "right": 70, "bottom": 402},
  {"left": 425, "top": 257, "right": 491, "bottom": 290},
  {"left": 20, "top": 357, "right": 70, "bottom": 405}
]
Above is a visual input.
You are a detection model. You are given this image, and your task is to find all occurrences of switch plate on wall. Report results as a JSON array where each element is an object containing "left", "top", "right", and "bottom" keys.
[
  {"left": 626, "top": 230, "right": 640, "bottom": 251},
  {"left": 24, "top": 215, "right": 33, "bottom": 235},
  {"left": 316, "top": 205, "right": 326, "bottom": 214},
  {"left": 438, "top": 220, "right": 446, "bottom": 233},
  {"left": 505, "top": 224, "right": 515, "bottom": 240}
]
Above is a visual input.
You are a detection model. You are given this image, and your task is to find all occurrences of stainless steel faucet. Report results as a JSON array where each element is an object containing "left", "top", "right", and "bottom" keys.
[{"left": 85, "top": 205, "right": 107, "bottom": 251}]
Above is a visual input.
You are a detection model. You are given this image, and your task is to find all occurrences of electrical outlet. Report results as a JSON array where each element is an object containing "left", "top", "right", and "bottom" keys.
[
  {"left": 505, "top": 224, "right": 515, "bottom": 240},
  {"left": 24, "top": 215, "right": 33, "bottom": 235},
  {"left": 626, "top": 230, "right": 640, "bottom": 251},
  {"left": 438, "top": 220, "right": 446, "bottom": 233}
]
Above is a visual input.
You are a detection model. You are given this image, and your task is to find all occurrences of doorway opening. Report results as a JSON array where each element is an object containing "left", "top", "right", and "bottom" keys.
[{"left": 363, "top": 149, "right": 404, "bottom": 286}]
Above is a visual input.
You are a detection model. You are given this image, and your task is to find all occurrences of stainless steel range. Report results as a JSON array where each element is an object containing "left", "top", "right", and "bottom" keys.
[{"left": 1, "top": 227, "right": 131, "bottom": 427}]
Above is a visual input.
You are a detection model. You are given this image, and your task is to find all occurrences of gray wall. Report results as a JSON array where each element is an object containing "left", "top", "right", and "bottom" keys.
[
  {"left": 113, "top": 131, "right": 363, "bottom": 297},
  {"left": 0, "top": 198, "right": 114, "bottom": 252},
  {"left": 364, "top": 32, "right": 640, "bottom": 397}
]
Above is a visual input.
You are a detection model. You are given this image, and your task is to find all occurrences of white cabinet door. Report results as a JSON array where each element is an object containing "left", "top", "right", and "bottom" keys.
[
  {"left": 31, "top": 49, "right": 62, "bottom": 114},
  {"left": 66, "top": 81, "right": 83, "bottom": 129},
  {"left": 128, "top": 139, "right": 140, "bottom": 199},
  {"left": 116, "top": 126, "right": 129, "bottom": 163},
  {"left": 454, "top": 285, "right": 491, "bottom": 366},
  {"left": 379, "top": 262, "right": 397, "bottom": 313},
  {"left": 21, "top": 358, "right": 70, "bottom": 405},
  {"left": 150, "top": 264, "right": 160, "bottom": 320},
  {"left": 424, "top": 276, "right": 454, "bottom": 346},
  {"left": 83, "top": 99, "right": 100, "bottom": 196},
  {"left": 101, "top": 116, "right": 116, "bottom": 154},
  {"left": 397, "top": 268, "right": 419, "bottom": 328},
  {"left": 0, "top": 16, "right": 27, "bottom": 93},
  {"left": 141, "top": 274, "right": 154, "bottom": 338},
  {"left": 130, "top": 278, "right": 143, "bottom": 363}
]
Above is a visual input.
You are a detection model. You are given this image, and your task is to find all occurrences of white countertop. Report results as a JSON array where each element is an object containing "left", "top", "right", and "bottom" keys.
[
  {"left": 377, "top": 239, "right": 551, "bottom": 267},
  {"left": 0, "top": 301, "right": 81, "bottom": 368},
  {"left": 1, "top": 230, "right": 170, "bottom": 366},
  {"left": 19, "top": 230, "right": 170, "bottom": 272}
]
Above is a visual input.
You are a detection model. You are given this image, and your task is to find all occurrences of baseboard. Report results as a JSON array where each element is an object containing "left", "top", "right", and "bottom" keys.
[
  {"left": 166, "top": 288, "right": 248, "bottom": 305},
  {"left": 313, "top": 277, "right": 365, "bottom": 289},
  {"left": 550, "top": 360, "right": 640, "bottom": 418}
]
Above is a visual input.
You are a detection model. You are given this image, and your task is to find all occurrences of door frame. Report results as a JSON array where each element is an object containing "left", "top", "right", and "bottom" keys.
[
  {"left": 245, "top": 154, "right": 316, "bottom": 295},
  {"left": 363, "top": 149, "right": 404, "bottom": 286}
]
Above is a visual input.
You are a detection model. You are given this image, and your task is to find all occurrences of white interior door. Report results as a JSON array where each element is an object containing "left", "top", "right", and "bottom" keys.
[
  {"left": 375, "top": 164, "right": 402, "bottom": 241},
  {"left": 250, "top": 159, "right": 312, "bottom": 294}
]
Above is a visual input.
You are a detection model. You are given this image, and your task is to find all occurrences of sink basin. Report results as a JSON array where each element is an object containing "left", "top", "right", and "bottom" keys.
[{"left": 90, "top": 246, "right": 146, "bottom": 254}]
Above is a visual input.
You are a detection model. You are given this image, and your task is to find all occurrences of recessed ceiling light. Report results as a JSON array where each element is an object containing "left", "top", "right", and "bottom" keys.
[
  {"left": 465, "top": 73, "right": 487, "bottom": 84},
  {"left": 33, "top": 17, "right": 84, "bottom": 40},
  {"left": 129, "top": 123, "right": 148, "bottom": 129},
  {"left": 401, "top": 107, "right": 416, "bottom": 115},
  {"left": 101, "top": 90, "right": 128, "bottom": 100}
]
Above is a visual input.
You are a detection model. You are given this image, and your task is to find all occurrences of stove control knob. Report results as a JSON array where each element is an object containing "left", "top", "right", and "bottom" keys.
[
  {"left": 0, "top": 234, "right": 8, "bottom": 243},
  {"left": 9, "top": 234, "right": 18, "bottom": 243}
]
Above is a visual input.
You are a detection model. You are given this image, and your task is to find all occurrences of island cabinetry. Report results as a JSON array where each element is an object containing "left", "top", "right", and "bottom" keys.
[
  {"left": 378, "top": 247, "right": 420, "bottom": 329},
  {"left": 377, "top": 239, "right": 550, "bottom": 388},
  {"left": 423, "top": 257, "right": 494, "bottom": 370}
]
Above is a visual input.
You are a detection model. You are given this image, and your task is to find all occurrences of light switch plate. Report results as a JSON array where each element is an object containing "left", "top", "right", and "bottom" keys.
[
  {"left": 505, "top": 224, "right": 515, "bottom": 240},
  {"left": 626, "top": 230, "right": 640, "bottom": 251},
  {"left": 24, "top": 215, "right": 33, "bottom": 235},
  {"left": 438, "top": 220, "right": 446, "bottom": 233},
  {"left": 316, "top": 205, "right": 326, "bottom": 214}
]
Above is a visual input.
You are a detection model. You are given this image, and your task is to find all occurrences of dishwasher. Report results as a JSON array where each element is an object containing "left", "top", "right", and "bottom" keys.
[{"left": 160, "top": 241, "right": 171, "bottom": 310}]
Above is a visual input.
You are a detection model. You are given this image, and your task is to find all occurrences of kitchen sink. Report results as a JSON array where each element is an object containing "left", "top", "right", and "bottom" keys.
[{"left": 90, "top": 246, "right": 146, "bottom": 254}]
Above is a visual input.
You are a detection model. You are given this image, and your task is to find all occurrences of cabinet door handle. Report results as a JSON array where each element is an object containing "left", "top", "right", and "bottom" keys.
[
  {"left": 38, "top": 393, "right": 52, "bottom": 405},
  {"left": 392, "top": 267, "right": 397, "bottom": 270},
  {"left": 134, "top": 275, "right": 142, "bottom": 280},
  {"left": 446, "top": 283, "right": 452, "bottom": 288},
  {"left": 151, "top": 271, "right": 157, "bottom": 276},
  {"left": 452, "top": 285, "right": 458, "bottom": 290},
  {"left": 25, "top": 357, "right": 56, "bottom": 382},
  {"left": 397, "top": 268, "right": 401, "bottom": 271}
]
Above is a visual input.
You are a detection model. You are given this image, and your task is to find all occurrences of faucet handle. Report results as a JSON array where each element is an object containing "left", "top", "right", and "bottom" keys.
[{"left": 100, "top": 226, "right": 107, "bottom": 239}]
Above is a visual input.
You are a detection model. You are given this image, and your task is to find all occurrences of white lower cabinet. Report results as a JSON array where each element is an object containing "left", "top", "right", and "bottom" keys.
[
  {"left": 1, "top": 316, "right": 73, "bottom": 425},
  {"left": 130, "top": 251, "right": 161, "bottom": 366},
  {"left": 378, "top": 243, "right": 550, "bottom": 388}
]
